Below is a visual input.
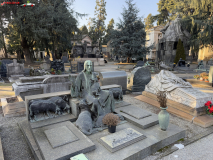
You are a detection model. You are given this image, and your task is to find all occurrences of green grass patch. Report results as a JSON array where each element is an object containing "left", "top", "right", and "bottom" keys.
[{"left": 0, "top": 83, "right": 13, "bottom": 86}]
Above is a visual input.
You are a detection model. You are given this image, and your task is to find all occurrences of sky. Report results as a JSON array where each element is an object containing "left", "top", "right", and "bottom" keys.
[{"left": 73, "top": 0, "right": 160, "bottom": 28}]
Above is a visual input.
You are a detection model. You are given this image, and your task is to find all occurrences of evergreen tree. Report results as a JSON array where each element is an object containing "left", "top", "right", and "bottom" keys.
[
  {"left": 175, "top": 0, "right": 213, "bottom": 50},
  {"left": 6, "top": 0, "right": 80, "bottom": 62},
  {"left": 152, "top": 0, "right": 178, "bottom": 25},
  {"left": 80, "top": 25, "right": 88, "bottom": 35},
  {"left": 103, "top": 18, "right": 114, "bottom": 44},
  {"left": 144, "top": 14, "right": 154, "bottom": 30},
  {"left": 174, "top": 39, "right": 185, "bottom": 64},
  {"left": 110, "top": 0, "right": 150, "bottom": 62},
  {"left": 93, "top": 0, "right": 107, "bottom": 46}
]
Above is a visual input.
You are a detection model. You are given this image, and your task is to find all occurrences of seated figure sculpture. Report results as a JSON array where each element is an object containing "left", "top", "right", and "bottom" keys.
[{"left": 70, "top": 60, "right": 120, "bottom": 135}]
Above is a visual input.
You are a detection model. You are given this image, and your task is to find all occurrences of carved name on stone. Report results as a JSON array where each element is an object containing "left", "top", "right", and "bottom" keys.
[{"left": 99, "top": 128, "right": 146, "bottom": 152}]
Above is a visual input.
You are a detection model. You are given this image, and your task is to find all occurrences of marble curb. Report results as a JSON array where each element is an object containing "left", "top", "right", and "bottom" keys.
[{"left": 156, "top": 126, "right": 213, "bottom": 159}]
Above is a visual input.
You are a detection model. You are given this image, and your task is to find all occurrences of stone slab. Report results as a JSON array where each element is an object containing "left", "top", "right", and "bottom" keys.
[
  {"left": 135, "top": 94, "right": 213, "bottom": 128},
  {"left": 115, "top": 106, "right": 159, "bottom": 129},
  {"left": 44, "top": 126, "right": 79, "bottom": 148},
  {"left": 32, "top": 121, "right": 95, "bottom": 160},
  {"left": 85, "top": 122, "right": 185, "bottom": 160},
  {"left": 18, "top": 120, "right": 43, "bottom": 160},
  {"left": 135, "top": 95, "right": 194, "bottom": 122},
  {"left": 142, "top": 91, "right": 206, "bottom": 116},
  {"left": 119, "top": 106, "right": 151, "bottom": 119},
  {"left": 30, "top": 114, "right": 76, "bottom": 129},
  {"left": 2, "top": 101, "right": 25, "bottom": 117},
  {"left": 115, "top": 101, "right": 131, "bottom": 108},
  {"left": 99, "top": 128, "right": 146, "bottom": 153},
  {"left": 193, "top": 115, "right": 213, "bottom": 128},
  {"left": 0, "top": 137, "right": 4, "bottom": 160}
]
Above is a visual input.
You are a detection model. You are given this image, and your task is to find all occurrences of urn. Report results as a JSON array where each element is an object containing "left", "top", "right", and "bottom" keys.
[{"left": 158, "top": 107, "right": 170, "bottom": 131}]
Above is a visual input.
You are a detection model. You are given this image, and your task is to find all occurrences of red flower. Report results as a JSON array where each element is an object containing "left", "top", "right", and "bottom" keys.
[
  {"left": 205, "top": 101, "right": 212, "bottom": 107},
  {"left": 209, "top": 107, "right": 213, "bottom": 113}
]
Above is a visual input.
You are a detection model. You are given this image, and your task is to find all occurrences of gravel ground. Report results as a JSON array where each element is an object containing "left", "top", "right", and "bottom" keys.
[{"left": 0, "top": 110, "right": 34, "bottom": 160}]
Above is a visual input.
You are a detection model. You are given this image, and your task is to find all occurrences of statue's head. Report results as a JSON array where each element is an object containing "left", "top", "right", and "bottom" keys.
[{"left": 84, "top": 60, "right": 93, "bottom": 73}]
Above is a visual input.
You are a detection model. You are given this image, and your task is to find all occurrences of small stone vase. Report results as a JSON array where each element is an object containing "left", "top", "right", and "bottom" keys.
[{"left": 158, "top": 107, "right": 170, "bottom": 131}]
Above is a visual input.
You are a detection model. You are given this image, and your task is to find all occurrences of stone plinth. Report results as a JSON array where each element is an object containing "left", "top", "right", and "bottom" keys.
[
  {"left": 115, "top": 105, "right": 159, "bottom": 129},
  {"left": 6, "top": 59, "right": 24, "bottom": 77}
]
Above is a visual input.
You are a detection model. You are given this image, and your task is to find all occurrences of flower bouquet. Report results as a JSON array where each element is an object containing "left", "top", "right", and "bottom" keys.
[{"left": 205, "top": 101, "right": 213, "bottom": 116}]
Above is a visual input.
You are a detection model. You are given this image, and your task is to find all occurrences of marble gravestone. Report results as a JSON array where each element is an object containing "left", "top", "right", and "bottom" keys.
[
  {"left": 145, "top": 70, "right": 213, "bottom": 109},
  {"left": 208, "top": 58, "right": 213, "bottom": 66},
  {"left": 61, "top": 56, "right": 69, "bottom": 63},
  {"left": 44, "top": 55, "right": 51, "bottom": 64},
  {"left": 0, "top": 59, "right": 13, "bottom": 77},
  {"left": 133, "top": 61, "right": 144, "bottom": 69},
  {"left": 127, "top": 67, "right": 151, "bottom": 92}
]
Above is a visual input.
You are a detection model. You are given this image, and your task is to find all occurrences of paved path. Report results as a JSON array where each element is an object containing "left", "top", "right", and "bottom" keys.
[{"left": 162, "top": 133, "right": 213, "bottom": 160}]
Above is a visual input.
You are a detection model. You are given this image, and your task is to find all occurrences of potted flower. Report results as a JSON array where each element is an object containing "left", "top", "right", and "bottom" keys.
[
  {"left": 203, "top": 76, "right": 209, "bottom": 82},
  {"left": 157, "top": 91, "right": 170, "bottom": 131},
  {"left": 193, "top": 75, "right": 200, "bottom": 80},
  {"left": 205, "top": 101, "right": 213, "bottom": 117},
  {"left": 200, "top": 72, "right": 208, "bottom": 81},
  {"left": 102, "top": 113, "right": 120, "bottom": 133},
  {"left": 51, "top": 68, "right": 55, "bottom": 75}
]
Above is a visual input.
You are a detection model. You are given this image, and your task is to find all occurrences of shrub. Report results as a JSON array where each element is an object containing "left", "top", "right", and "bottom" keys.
[
  {"left": 102, "top": 113, "right": 120, "bottom": 127},
  {"left": 157, "top": 91, "right": 167, "bottom": 108},
  {"left": 200, "top": 72, "right": 208, "bottom": 78},
  {"left": 174, "top": 39, "right": 186, "bottom": 64}
]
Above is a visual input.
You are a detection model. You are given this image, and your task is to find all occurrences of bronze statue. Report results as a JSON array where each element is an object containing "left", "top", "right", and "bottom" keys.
[{"left": 70, "top": 60, "right": 118, "bottom": 135}]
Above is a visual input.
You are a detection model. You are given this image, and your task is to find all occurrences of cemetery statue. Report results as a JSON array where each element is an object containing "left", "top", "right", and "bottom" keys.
[
  {"left": 198, "top": 60, "right": 204, "bottom": 69},
  {"left": 70, "top": 60, "right": 123, "bottom": 135}
]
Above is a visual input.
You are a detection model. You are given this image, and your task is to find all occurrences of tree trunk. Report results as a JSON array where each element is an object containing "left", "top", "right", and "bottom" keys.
[
  {"left": 23, "top": 47, "right": 32, "bottom": 63},
  {"left": 1, "top": 32, "right": 8, "bottom": 58},
  {"left": 21, "top": 36, "right": 33, "bottom": 63}
]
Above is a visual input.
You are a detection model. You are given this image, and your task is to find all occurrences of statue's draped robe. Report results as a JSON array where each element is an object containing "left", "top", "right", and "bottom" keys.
[{"left": 71, "top": 71, "right": 115, "bottom": 120}]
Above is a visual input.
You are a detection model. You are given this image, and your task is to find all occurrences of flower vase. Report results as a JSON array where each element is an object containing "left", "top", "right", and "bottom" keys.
[
  {"left": 158, "top": 107, "right": 170, "bottom": 131},
  {"left": 108, "top": 125, "right": 116, "bottom": 133}
]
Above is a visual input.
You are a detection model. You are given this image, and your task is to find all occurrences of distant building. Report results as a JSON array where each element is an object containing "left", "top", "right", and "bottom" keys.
[
  {"left": 71, "top": 34, "right": 99, "bottom": 58},
  {"left": 158, "top": 16, "right": 191, "bottom": 63},
  {"left": 145, "top": 25, "right": 164, "bottom": 60}
]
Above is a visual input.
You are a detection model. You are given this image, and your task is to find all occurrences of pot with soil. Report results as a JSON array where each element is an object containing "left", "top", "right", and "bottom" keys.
[{"left": 102, "top": 113, "right": 120, "bottom": 133}]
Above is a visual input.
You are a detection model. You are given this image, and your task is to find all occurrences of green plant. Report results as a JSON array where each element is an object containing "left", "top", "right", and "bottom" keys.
[
  {"left": 102, "top": 113, "right": 120, "bottom": 127},
  {"left": 157, "top": 91, "right": 167, "bottom": 108},
  {"left": 56, "top": 70, "right": 62, "bottom": 75},
  {"left": 51, "top": 68, "right": 55, "bottom": 72},
  {"left": 193, "top": 75, "right": 200, "bottom": 79}
]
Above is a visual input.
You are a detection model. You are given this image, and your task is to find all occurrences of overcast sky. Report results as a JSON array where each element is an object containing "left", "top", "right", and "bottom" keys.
[{"left": 73, "top": 0, "right": 160, "bottom": 28}]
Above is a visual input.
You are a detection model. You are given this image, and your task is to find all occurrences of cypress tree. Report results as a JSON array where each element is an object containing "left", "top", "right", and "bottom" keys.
[{"left": 174, "top": 39, "right": 185, "bottom": 64}]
